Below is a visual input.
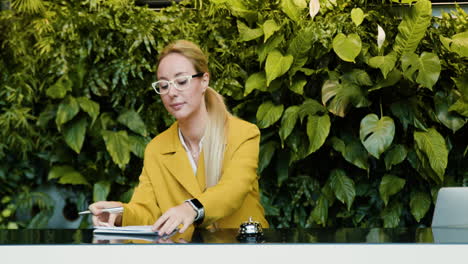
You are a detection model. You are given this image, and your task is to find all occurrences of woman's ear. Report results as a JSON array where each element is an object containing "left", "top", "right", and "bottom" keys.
[{"left": 202, "top": 73, "right": 209, "bottom": 91}]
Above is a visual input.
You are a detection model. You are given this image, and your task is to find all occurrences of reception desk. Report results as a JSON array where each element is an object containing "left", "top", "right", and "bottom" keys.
[
  {"left": 0, "top": 227, "right": 467, "bottom": 244},
  {"left": 2, "top": 228, "right": 468, "bottom": 264}
]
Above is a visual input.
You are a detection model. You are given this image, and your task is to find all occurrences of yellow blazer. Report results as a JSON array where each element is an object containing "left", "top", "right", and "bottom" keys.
[{"left": 122, "top": 115, "right": 269, "bottom": 229}]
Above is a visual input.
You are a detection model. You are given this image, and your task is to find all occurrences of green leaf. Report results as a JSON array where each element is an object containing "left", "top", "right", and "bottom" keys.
[
  {"left": 93, "top": 181, "right": 111, "bottom": 202},
  {"left": 309, "top": 195, "right": 328, "bottom": 227},
  {"left": 263, "top": 19, "right": 281, "bottom": 43},
  {"left": 265, "top": 49, "right": 293, "bottom": 86},
  {"left": 351, "top": 8, "right": 364, "bottom": 26},
  {"left": 343, "top": 140, "right": 369, "bottom": 170},
  {"left": 453, "top": 73, "right": 468, "bottom": 102},
  {"left": 279, "top": 105, "right": 300, "bottom": 146},
  {"left": 401, "top": 52, "right": 441, "bottom": 90},
  {"left": 360, "top": 114, "right": 395, "bottom": 159},
  {"left": 329, "top": 169, "right": 355, "bottom": 210},
  {"left": 410, "top": 191, "right": 431, "bottom": 222},
  {"left": 287, "top": 27, "right": 315, "bottom": 76},
  {"left": 256, "top": 101, "right": 284, "bottom": 129},
  {"left": 306, "top": 114, "right": 330, "bottom": 155},
  {"left": 46, "top": 76, "right": 72, "bottom": 99},
  {"left": 257, "top": 34, "right": 284, "bottom": 64},
  {"left": 390, "top": 99, "right": 427, "bottom": 131},
  {"left": 276, "top": 151, "right": 290, "bottom": 187},
  {"left": 77, "top": 97, "right": 100, "bottom": 125},
  {"left": 379, "top": 174, "right": 406, "bottom": 206},
  {"left": 368, "top": 52, "right": 397, "bottom": 79},
  {"left": 102, "top": 130, "right": 131, "bottom": 169},
  {"left": 237, "top": 20, "right": 263, "bottom": 42},
  {"left": 414, "top": 128, "right": 448, "bottom": 181},
  {"left": 48, "top": 166, "right": 89, "bottom": 186},
  {"left": 55, "top": 96, "right": 80, "bottom": 127},
  {"left": 332, "top": 33, "right": 362, "bottom": 63},
  {"left": 298, "top": 99, "right": 326, "bottom": 121},
  {"left": 381, "top": 202, "right": 402, "bottom": 228},
  {"left": 322, "top": 78, "right": 370, "bottom": 117},
  {"left": 449, "top": 99, "right": 468, "bottom": 117},
  {"left": 384, "top": 144, "right": 407, "bottom": 170},
  {"left": 393, "top": 0, "right": 432, "bottom": 55},
  {"left": 435, "top": 91, "right": 466, "bottom": 133},
  {"left": 128, "top": 135, "right": 150, "bottom": 158},
  {"left": 244, "top": 72, "right": 267, "bottom": 96},
  {"left": 290, "top": 75, "right": 307, "bottom": 95},
  {"left": 280, "top": 0, "right": 307, "bottom": 22},
  {"left": 258, "top": 141, "right": 277, "bottom": 173},
  {"left": 440, "top": 31, "right": 468, "bottom": 58},
  {"left": 63, "top": 117, "right": 88, "bottom": 154},
  {"left": 117, "top": 110, "right": 148, "bottom": 137},
  {"left": 369, "top": 70, "right": 402, "bottom": 92}
]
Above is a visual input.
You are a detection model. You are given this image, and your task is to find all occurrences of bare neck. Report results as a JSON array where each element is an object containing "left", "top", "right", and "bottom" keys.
[{"left": 178, "top": 107, "right": 208, "bottom": 149}]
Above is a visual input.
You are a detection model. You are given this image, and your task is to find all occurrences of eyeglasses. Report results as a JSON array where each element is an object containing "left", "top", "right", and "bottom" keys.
[{"left": 151, "top": 72, "right": 204, "bottom": 95}]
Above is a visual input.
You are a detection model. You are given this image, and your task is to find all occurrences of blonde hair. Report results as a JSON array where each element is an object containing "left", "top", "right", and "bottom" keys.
[{"left": 157, "top": 40, "right": 230, "bottom": 188}]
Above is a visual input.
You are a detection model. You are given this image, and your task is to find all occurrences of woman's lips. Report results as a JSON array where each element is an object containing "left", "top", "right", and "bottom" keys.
[{"left": 170, "top": 102, "right": 185, "bottom": 110}]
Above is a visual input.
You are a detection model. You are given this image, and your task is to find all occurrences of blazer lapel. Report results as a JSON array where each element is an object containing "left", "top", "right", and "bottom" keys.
[{"left": 160, "top": 123, "right": 202, "bottom": 197}]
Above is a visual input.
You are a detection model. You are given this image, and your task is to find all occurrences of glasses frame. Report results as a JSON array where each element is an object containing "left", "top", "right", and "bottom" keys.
[{"left": 151, "top": 72, "right": 205, "bottom": 95}]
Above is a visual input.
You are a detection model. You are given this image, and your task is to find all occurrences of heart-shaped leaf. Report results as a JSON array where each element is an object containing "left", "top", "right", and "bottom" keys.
[
  {"left": 322, "top": 79, "right": 370, "bottom": 117},
  {"left": 280, "top": 0, "right": 307, "bottom": 22},
  {"left": 279, "top": 105, "right": 300, "bottom": 146},
  {"left": 263, "top": 19, "right": 281, "bottom": 43},
  {"left": 360, "top": 114, "right": 395, "bottom": 159},
  {"left": 309, "top": 195, "right": 328, "bottom": 227},
  {"left": 410, "top": 191, "right": 431, "bottom": 222},
  {"left": 384, "top": 144, "right": 407, "bottom": 170},
  {"left": 77, "top": 97, "right": 100, "bottom": 125},
  {"left": 63, "top": 117, "right": 88, "bottom": 154},
  {"left": 401, "top": 52, "right": 441, "bottom": 90},
  {"left": 440, "top": 31, "right": 468, "bottom": 58},
  {"left": 102, "top": 130, "right": 130, "bottom": 169},
  {"left": 306, "top": 114, "right": 330, "bottom": 155},
  {"left": 332, "top": 33, "right": 362, "bottom": 62},
  {"left": 329, "top": 169, "right": 355, "bottom": 210},
  {"left": 256, "top": 101, "right": 284, "bottom": 129},
  {"left": 55, "top": 96, "right": 80, "bottom": 127},
  {"left": 379, "top": 174, "right": 406, "bottom": 206},
  {"left": 381, "top": 202, "right": 402, "bottom": 228},
  {"left": 244, "top": 72, "right": 267, "bottom": 96},
  {"left": 351, "top": 8, "right": 364, "bottom": 26},
  {"left": 434, "top": 91, "right": 466, "bottom": 133},
  {"left": 117, "top": 109, "right": 148, "bottom": 137},
  {"left": 237, "top": 20, "right": 263, "bottom": 42},
  {"left": 265, "top": 49, "right": 293, "bottom": 86},
  {"left": 368, "top": 52, "right": 397, "bottom": 79}
]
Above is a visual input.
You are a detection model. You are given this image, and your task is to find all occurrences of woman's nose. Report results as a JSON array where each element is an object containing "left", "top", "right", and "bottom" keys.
[{"left": 167, "top": 83, "right": 179, "bottom": 97}]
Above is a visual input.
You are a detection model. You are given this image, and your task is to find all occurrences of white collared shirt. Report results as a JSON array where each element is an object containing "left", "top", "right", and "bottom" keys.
[{"left": 178, "top": 128, "right": 204, "bottom": 175}]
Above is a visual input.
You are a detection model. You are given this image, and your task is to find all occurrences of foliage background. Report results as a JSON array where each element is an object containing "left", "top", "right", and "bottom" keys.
[{"left": 0, "top": 0, "right": 467, "bottom": 229}]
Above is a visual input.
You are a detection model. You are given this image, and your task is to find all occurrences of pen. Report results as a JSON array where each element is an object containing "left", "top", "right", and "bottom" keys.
[{"left": 78, "top": 207, "right": 124, "bottom": 215}]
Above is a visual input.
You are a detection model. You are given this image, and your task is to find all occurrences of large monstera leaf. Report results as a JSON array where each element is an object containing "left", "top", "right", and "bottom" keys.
[
  {"left": 322, "top": 76, "right": 370, "bottom": 117},
  {"left": 400, "top": 52, "right": 441, "bottom": 90},
  {"left": 434, "top": 91, "right": 466, "bottom": 133},
  {"left": 360, "top": 114, "right": 395, "bottom": 159}
]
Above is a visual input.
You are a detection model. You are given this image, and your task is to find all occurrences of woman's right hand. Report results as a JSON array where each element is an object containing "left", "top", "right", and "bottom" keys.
[{"left": 88, "top": 201, "right": 123, "bottom": 227}]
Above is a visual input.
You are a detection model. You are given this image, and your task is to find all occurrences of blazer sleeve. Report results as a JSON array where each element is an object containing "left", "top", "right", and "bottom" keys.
[
  {"left": 121, "top": 163, "right": 162, "bottom": 226},
  {"left": 196, "top": 124, "right": 260, "bottom": 226}
]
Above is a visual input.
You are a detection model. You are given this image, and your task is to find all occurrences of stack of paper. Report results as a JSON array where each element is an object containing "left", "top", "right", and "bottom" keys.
[{"left": 93, "top": 225, "right": 157, "bottom": 235}]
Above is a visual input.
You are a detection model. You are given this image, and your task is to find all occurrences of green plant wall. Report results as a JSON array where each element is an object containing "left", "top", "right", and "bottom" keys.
[{"left": 0, "top": 0, "right": 467, "bottom": 228}]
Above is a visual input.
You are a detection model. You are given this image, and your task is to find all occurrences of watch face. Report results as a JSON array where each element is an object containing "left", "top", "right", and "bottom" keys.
[{"left": 190, "top": 199, "right": 203, "bottom": 209}]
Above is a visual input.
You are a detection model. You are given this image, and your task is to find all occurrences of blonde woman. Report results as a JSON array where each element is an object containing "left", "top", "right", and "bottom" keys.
[{"left": 89, "top": 40, "right": 269, "bottom": 236}]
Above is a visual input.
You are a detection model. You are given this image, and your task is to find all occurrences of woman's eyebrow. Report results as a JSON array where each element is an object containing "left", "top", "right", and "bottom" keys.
[{"left": 158, "top": 71, "right": 189, "bottom": 80}]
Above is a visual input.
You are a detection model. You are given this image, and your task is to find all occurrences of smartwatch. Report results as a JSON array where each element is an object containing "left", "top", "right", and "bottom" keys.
[{"left": 185, "top": 198, "right": 205, "bottom": 225}]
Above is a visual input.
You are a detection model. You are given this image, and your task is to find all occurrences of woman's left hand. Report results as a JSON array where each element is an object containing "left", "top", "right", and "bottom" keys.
[{"left": 152, "top": 202, "right": 197, "bottom": 236}]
